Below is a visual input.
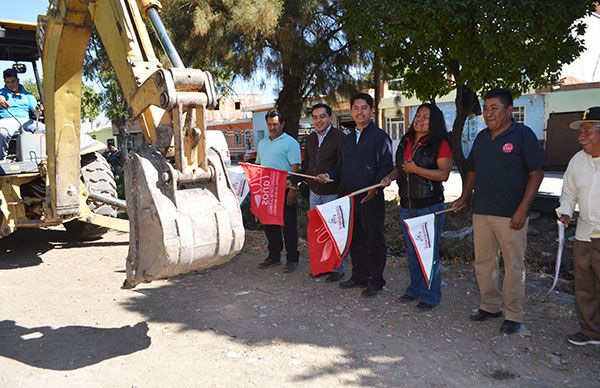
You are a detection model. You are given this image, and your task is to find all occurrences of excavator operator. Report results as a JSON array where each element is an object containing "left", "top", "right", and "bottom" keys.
[{"left": 0, "top": 68, "right": 45, "bottom": 160}]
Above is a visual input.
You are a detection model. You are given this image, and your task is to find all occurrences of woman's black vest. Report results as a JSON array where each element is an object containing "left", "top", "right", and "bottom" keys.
[{"left": 396, "top": 135, "right": 444, "bottom": 209}]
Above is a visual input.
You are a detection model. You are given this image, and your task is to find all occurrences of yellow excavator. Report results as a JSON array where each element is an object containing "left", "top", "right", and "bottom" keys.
[{"left": 0, "top": 0, "right": 245, "bottom": 288}]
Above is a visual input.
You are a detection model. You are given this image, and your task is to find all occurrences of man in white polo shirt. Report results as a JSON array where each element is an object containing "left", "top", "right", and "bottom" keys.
[
  {"left": 255, "top": 109, "right": 302, "bottom": 273},
  {"left": 556, "top": 106, "right": 600, "bottom": 346}
]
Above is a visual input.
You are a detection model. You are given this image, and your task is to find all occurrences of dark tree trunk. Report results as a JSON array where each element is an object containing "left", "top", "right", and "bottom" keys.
[
  {"left": 373, "top": 53, "right": 382, "bottom": 126},
  {"left": 276, "top": 67, "right": 303, "bottom": 140},
  {"left": 449, "top": 60, "right": 479, "bottom": 179},
  {"left": 452, "top": 84, "right": 478, "bottom": 178}
]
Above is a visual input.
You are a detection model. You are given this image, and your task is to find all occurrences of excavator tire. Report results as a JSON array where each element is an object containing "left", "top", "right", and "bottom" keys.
[{"left": 64, "top": 152, "right": 118, "bottom": 240}]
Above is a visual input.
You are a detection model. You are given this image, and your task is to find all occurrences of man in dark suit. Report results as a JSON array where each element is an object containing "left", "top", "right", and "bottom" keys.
[{"left": 300, "top": 103, "right": 346, "bottom": 281}]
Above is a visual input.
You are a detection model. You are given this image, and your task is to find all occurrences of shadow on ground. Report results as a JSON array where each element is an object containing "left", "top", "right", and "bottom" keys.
[
  {"left": 120, "top": 240, "right": 600, "bottom": 386},
  {"left": 0, "top": 228, "right": 127, "bottom": 270},
  {"left": 0, "top": 320, "right": 150, "bottom": 370},
  {"left": 123, "top": 260, "right": 416, "bottom": 386},
  {"left": 3, "top": 222, "right": 598, "bottom": 384},
  {"left": 0, "top": 229, "right": 59, "bottom": 269}
]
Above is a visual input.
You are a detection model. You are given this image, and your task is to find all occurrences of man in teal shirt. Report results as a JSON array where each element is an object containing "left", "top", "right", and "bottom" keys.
[
  {"left": 256, "top": 109, "right": 302, "bottom": 273},
  {"left": 0, "top": 68, "right": 45, "bottom": 160}
]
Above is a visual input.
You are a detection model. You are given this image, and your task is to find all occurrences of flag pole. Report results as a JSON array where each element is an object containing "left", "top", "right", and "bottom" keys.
[
  {"left": 348, "top": 183, "right": 384, "bottom": 197},
  {"left": 434, "top": 207, "right": 454, "bottom": 215},
  {"left": 288, "top": 171, "right": 320, "bottom": 180},
  {"left": 242, "top": 162, "right": 324, "bottom": 181}
]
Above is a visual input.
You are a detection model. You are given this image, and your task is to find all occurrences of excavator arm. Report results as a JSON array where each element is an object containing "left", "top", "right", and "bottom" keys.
[{"left": 40, "top": 0, "right": 244, "bottom": 287}]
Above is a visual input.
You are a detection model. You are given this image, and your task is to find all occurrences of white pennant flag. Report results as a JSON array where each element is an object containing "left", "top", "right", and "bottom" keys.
[
  {"left": 308, "top": 196, "right": 354, "bottom": 276},
  {"left": 228, "top": 169, "right": 250, "bottom": 204},
  {"left": 403, "top": 213, "right": 436, "bottom": 289},
  {"left": 314, "top": 196, "right": 354, "bottom": 257}
]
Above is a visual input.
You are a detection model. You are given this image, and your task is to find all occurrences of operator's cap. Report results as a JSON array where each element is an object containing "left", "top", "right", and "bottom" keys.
[
  {"left": 3, "top": 68, "right": 18, "bottom": 79},
  {"left": 569, "top": 107, "right": 600, "bottom": 129}
]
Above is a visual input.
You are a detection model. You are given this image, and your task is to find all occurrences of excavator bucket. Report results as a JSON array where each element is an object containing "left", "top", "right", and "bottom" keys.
[{"left": 123, "top": 145, "right": 245, "bottom": 288}]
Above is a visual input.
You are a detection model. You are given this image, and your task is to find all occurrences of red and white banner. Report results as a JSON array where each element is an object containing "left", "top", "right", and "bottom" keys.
[
  {"left": 240, "top": 163, "right": 287, "bottom": 225},
  {"left": 308, "top": 196, "right": 354, "bottom": 276},
  {"left": 403, "top": 213, "right": 436, "bottom": 289}
]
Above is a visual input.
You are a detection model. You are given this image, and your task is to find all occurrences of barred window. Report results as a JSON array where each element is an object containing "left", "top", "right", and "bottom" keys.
[
  {"left": 385, "top": 117, "right": 404, "bottom": 141},
  {"left": 512, "top": 106, "right": 525, "bottom": 123},
  {"left": 234, "top": 130, "right": 243, "bottom": 146}
]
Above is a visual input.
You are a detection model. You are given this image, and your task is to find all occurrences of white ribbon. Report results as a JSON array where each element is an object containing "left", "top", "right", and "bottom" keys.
[{"left": 544, "top": 220, "right": 565, "bottom": 299}]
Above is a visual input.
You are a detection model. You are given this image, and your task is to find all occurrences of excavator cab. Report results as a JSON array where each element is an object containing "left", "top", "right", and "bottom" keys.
[
  {"left": 1, "top": 0, "right": 245, "bottom": 288},
  {"left": 0, "top": 19, "right": 116, "bottom": 240}
]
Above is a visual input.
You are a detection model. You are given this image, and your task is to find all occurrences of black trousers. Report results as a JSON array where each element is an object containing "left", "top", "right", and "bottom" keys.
[
  {"left": 264, "top": 199, "right": 299, "bottom": 263},
  {"left": 349, "top": 193, "right": 387, "bottom": 288}
]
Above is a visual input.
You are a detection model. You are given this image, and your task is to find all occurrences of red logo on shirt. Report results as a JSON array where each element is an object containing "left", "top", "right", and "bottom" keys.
[{"left": 502, "top": 143, "right": 513, "bottom": 153}]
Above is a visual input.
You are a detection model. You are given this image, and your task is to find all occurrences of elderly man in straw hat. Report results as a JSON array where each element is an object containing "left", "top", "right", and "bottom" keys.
[{"left": 556, "top": 107, "right": 600, "bottom": 346}]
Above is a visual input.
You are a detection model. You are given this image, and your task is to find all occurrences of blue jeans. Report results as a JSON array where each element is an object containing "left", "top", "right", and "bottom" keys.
[
  {"left": 309, "top": 190, "right": 346, "bottom": 274},
  {"left": 399, "top": 202, "right": 445, "bottom": 306}
]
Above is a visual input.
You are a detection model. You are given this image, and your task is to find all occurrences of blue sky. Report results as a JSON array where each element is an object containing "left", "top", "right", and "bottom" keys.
[
  {"left": 0, "top": 1, "right": 48, "bottom": 81},
  {"left": 3, "top": 0, "right": 48, "bottom": 22}
]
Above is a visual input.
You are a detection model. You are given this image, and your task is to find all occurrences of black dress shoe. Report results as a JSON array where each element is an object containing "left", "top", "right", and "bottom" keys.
[
  {"left": 339, "top": 278, "right": 368, "bottom": 289},
  {"left": 500, "top": 320, "right": 521, "bottom": 334},
  {"left": 361, "top": 286, "right": 382, "bottom": 298},
  {"left": 283, "top": 261, "right": 298, "bottom": 273},
  {"left": 258, "top": 258, "right": 281, "bottom": 268},
  {"left": 398, "top": 294, "right": 417, "bottom": 304},
  {"left": 415, "top": 301, "right": 435, "bottom": 311},
  {"left": 470, "top": 309, "right": 503, "bottom": 321},
  {"left": 325, "top": 272, "right": 345, "bottom": 282}
]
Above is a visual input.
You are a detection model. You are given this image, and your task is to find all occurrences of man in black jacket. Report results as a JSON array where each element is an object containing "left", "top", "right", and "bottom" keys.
[
  {"left": 301, "top": 103, "right": 346, "bottom": 282},
  {"left": 316, "top": 93, "right": 393, "bottom": 297}
]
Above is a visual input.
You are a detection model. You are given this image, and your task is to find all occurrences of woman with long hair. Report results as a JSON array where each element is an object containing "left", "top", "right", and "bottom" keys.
[{"left": 381, "top": 103, "right": 452, "bottom": 310}]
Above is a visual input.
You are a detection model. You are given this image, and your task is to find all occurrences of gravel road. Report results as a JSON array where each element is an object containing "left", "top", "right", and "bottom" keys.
[{"left": 1, "top": 227, "right": 599, "bottom": 387}]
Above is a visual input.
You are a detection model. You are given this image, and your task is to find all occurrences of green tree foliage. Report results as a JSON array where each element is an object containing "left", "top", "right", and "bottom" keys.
[
  {"left": 265, "top": 1, "right": 368, "bottom": 137},
  {"left": 21, "top": 80, "right": 40, "bottom": 101},
  {"left": 21, "top": 79, "right": 100, "bottom": 121},
  {"left": 80, "top": 84, "right": 101, "bottom": 121},
  {"left": 342, "top": 0, "right": 592, "bottom": 173},
  {"left": 83, "top": 32, "right": 129, "bottom": 129},
  {"left": 161, "top": 0, "right": 280, "bottom": 93},
  {"left": 161, "top": 0, "right": 368, "bottom": 138}
]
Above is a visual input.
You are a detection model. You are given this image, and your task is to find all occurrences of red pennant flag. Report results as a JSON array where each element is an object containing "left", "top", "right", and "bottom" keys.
[
  {"left": 240, "top": 163, "right": 288, "bottom": 225},
  {"left": 308, "top": 196, "right": 354, "bottom": 276}
]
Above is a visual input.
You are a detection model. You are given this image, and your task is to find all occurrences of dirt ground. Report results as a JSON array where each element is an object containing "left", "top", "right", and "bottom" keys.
[{"left": 1, "top": 212, "right": 599, "bottom": 388}]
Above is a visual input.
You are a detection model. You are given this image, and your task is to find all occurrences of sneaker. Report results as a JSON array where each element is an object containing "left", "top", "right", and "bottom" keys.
[
  {"left": 500, "top": 320, "right": 521, "bottom": 334},
  {"left": 325, "top": 271, "right": 345, "bottom": 282},
  {"left": 567, "top": 332, "right": 600, "bottom": 346},
  {"left": 398, "top": 294, "right": 417, "bottom": 304},
  {"left": 415, "top": 301, "right": 435, "bottom": 311},
  {"left": 258, "top": 258, "right": 281, "bottom": 269},
  {"left": 339, "top": 279, "right": 368, "bottom": 289},
  {"left": 361, "top": 286, "right": 382, "bottom": 298},
  {"left": 282, "top": 262, "right": 298, "bottom": 273},
  {"left": 470, "top": 309, "right": 503, "bottom": 321}
]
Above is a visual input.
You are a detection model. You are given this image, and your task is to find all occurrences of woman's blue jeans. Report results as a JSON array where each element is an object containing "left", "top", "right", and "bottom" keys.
[{"left": 399, "top": 202, "right": 445, "bottom": 306}]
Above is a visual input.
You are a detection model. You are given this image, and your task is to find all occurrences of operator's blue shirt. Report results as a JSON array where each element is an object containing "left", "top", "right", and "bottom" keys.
[
  {"left": 256, "top": 132, "right": 301, "bottom": 171},
  {"left": 465, "top": 121, "right": 546, "bottom": 217},
  {"left": 0, "top": 85, "right": 37, "bottom": 119}
]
